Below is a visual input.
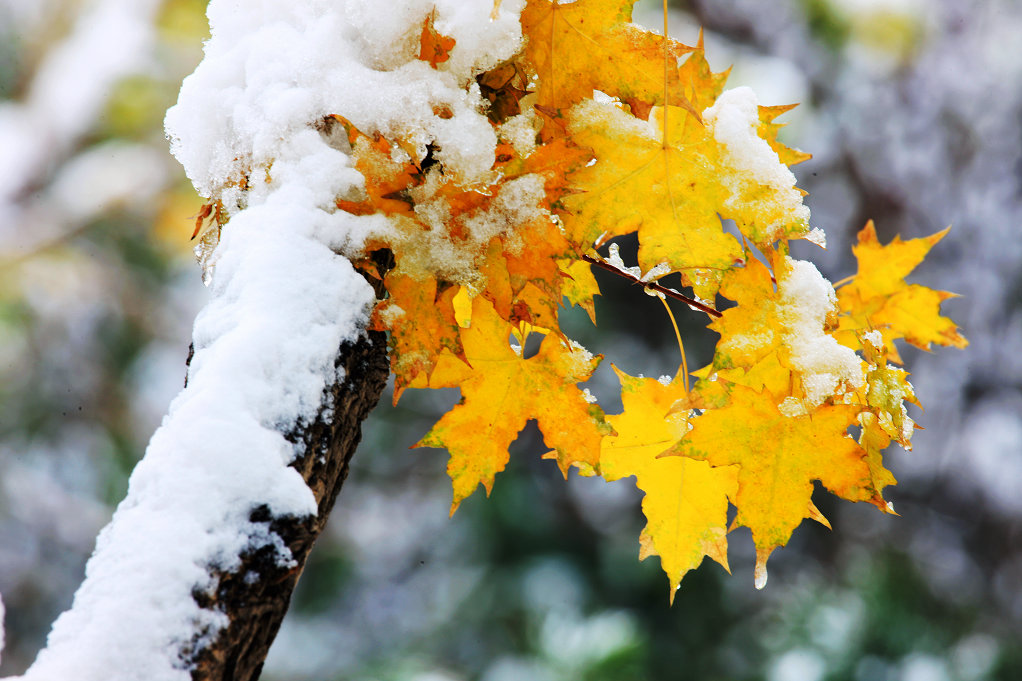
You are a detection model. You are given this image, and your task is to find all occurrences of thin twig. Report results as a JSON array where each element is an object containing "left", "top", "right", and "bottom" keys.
[{"left": 581, "top": 254, "right": 722, "bottom": 318}]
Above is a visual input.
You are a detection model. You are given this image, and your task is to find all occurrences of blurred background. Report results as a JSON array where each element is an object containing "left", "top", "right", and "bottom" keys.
[{"left": 1, "top": 0, "right": 1019, "bottom": 679}]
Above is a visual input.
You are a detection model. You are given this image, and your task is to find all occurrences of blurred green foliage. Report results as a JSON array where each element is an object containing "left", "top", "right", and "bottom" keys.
[{"left": 799, "top": 0, "right": 850, "bottom": 51}]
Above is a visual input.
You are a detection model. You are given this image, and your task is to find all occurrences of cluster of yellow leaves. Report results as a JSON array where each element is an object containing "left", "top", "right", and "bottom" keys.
[
  {"left": 194, "top": 0, "right": 966, "bottom": 597},
  {"left": 353, "top": 0, "right": 965, "bottom": 597}
]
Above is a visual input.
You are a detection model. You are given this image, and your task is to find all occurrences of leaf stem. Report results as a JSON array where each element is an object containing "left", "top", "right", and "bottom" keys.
[
  {"left": 581, "top": 253, "right": 722, "bottom": 318},
  {"left": 832, "top": 274, "right": 855, "bottom": 289},
  {"left": 658, "top": 295, "right": 690, "bottom": 393}
]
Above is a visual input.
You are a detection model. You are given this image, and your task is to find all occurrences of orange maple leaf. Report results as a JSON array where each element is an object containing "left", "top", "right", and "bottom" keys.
[
  {"left": 418, "top": 10, "right": 456, "bottom": 68},
  {"left": 371, "top": 271, "right": 466, "bottom": 403},
  {"left": 332, "top": 115, "right": 420, "bottom": 218}
]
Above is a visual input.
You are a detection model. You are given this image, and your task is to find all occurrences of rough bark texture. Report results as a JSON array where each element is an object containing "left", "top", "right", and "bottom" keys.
[{"left": 186, "top": 261, "right": 392, "bottom": 681}]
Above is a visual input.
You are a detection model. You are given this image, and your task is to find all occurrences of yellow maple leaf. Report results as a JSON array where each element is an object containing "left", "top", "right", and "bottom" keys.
[
  {"left": 862, "top": 357, "right": 919, "bottom": 447},
  {"left": 757, "top": 102, "right": 812, "bottom": 167},
  {"left": 713, "top": 352, "right": 792, "bottom": 397},
  {"left": 521, "top": 0, "right": 698, "bottom": 116},
  {"left": 562, "top": 89, "right": 811, "bottom": 301},
  {"left": 601, "top": 368, "right": 738, "bottom": 600},
  {"left": 844, "top": 337, "right": 909, "bottom": 513},
  {"left": 857, "top": 412, "right": 899, "bottom": 514},
  {"left": 416, "top": 296, "right": 611, "bottom": 511},
  {"left": 674, "top": 385, "right": 874, "bottom": 585},
  {"left": 558, "top": 257, "right": 600, "bottom": 323},
  {"left": 709, "top": 256, "right": 781, "bottom": 371},
  {"left": 837, "top": 221, "right": 968, "bottom": 355},
  {"left": 672, "top": 32, "right": 729, "bottom": 115},
  {"left": 563, "top": 99, "right": 743, "bottom": 295}
]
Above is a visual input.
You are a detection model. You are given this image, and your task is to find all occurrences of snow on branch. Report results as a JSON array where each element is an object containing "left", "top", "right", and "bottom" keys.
[
  {"left": 15, "top": 214, "right": 368, "bottom": 681},
  {"left": 10, "top": 1, "right": 525, "bottom": 678}
]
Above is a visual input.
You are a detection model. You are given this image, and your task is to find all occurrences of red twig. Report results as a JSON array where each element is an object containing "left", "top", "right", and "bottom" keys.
[{"left": 581, "top": 254, "right": 722, "bottom": 318}]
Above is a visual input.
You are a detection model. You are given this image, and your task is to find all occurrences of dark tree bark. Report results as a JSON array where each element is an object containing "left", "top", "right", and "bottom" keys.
[
  {"left": 184, "top": 261, "right": 392, "bottom": 681},
  {"left": 182, "top": 329, "right": 389, "bottom": 680}
]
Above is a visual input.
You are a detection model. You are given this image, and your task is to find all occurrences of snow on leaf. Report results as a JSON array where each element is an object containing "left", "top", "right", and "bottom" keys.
[
  {"left": 705, "top": 254, "right": 864, "bottom": 406},
  {"left": 702, "top": 87, "right": 812, "bottom": 246},
  {"left": 563, "top": 98, "right": 743, "bottom": 298}
]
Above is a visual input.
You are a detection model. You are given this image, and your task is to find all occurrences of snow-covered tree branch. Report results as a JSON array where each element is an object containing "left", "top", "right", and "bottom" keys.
[{"left": 7, "top": 1, "right": 524, "bottom": 678}]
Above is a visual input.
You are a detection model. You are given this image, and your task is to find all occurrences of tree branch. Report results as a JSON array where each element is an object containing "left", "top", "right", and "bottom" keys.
[
  {"left": 187, "top": 326, "right": 389, "bottom": 680},
  {"left": 11, "top": 221, "right": 390, "bottom": 681},
  {"left": 581, "top": 254, "right": 722, "bottom": 318},
  {"left": 183, "top": 250, "right": 392, "bottom": 679}
]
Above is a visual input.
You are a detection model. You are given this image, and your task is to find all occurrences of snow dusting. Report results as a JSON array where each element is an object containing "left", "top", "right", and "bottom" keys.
[
  {"left": 777, "top": 257, "right": 865, "bottom": 406},
  {"left": 564, "top": 339, "right": 597, "bottom": 382},
  {"left": 703, "top": 87, "right": 811, "bottom": 239},
  {"left": 864, "top": 329, "right": 884, "bottom": 351},
  {"left": 641, "top": 262, "right": 672, "bottom": 283},
  {"left": 804, "top": 226, "right": 828, "bottom": 248},
  {"left": 14, "top": 1, "right": 527, "bottom": 679},
  {"left": 499, "top": 111, "right": 541, "bottom": 157},
  {"left": 605, "top": 243, "right": 643, "bottom": 280},
  {"left": 778, "top": 396, "right": 809, "bottom": 418}
]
